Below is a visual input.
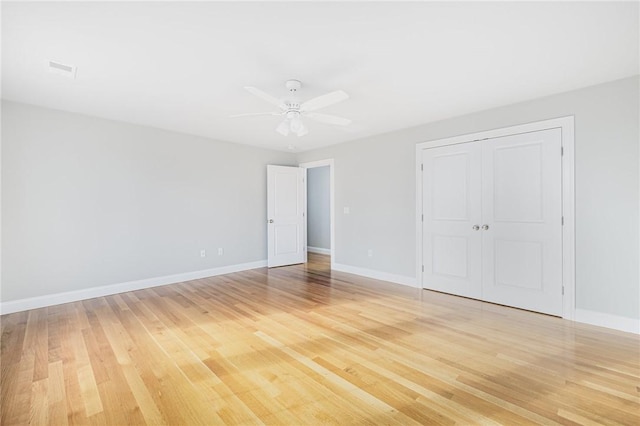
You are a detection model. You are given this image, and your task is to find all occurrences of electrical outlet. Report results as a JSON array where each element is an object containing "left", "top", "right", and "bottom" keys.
[
  {"left": 218, "top": 248, "right": 224, "bottom": 256},
  {"left": 344, "top": 207, "right": 350, "bottom": 214},
  {"left": 200, "top": 249, "right": 206, "bottom": 258},
  {"left": 367, "top": 249, "right": 373, "bottom": 257}
]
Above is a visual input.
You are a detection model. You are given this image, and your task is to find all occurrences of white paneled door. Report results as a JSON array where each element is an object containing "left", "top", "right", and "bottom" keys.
[
  {"left": 481, "top": 129, "right": 563, "bottom": 315},
  {"left": 421, "top": 128, "right": 563, "bottom": 316},
  {"left": 267, "top": 165, "right": 306, "bottom": 268},
  {"left": 422, "top": 142, "right": 482, "bottom": 299}
]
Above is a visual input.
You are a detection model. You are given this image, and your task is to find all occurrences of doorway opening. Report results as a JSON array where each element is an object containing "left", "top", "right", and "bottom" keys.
[{"left": 300, "top": 159, "right": 335, "bottom": 268}]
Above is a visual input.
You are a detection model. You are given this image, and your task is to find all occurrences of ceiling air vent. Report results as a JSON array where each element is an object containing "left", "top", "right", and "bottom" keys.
[{"left": 48, "top": 60, "right": 77, "bottom": 79}]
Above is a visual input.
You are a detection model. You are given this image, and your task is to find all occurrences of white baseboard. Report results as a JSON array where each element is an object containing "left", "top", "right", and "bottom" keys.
[
  {"left": 0, "top": 260, "right": 267, "bottom": 315},
  {"left": 307, "top": 246, "right": 331, "bottom": 255},
  {"left": 5, "top": 261, "right": 636, "bottom": 336},
  {"left": 574, "top": 309, "right": 639, "bottom": 334},
  {"left": 332, "top": 263, "right": 417, "bottom": 288}
]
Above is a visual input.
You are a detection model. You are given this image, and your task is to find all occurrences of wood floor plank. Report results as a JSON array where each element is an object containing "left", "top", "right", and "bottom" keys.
[
  {"left": 47, "top": 361, "right": 68, "bottom": 425},
  {"left": 1, "top": 253, "right": 638, "bottom": 425}
]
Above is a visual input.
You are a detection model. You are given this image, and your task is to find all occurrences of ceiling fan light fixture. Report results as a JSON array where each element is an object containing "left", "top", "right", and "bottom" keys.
[
  {"left": 290, "top": 116, "right": 303, "bottom": 133},
  {"left": 295, "top": 122, "right": 308, "bottom": 137},
  {"left": 276, "top": 119, "right": 290, "bottom": 136}
]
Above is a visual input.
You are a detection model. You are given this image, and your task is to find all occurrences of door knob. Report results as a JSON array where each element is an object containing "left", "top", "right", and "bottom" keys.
[
  {"left": 482, "top": 224, "right": 489, "bottom": 230},
  {"left": 472, "top": 225, "right": 480, "bottom": 231},
  {"left": 268, "top": 219, "right": 274, "bottom": 223}
]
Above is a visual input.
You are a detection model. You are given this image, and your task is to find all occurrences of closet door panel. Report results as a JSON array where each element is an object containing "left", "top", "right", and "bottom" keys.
[
  {"left": 481, "top": 129, "right": 563, "bottom": 316},
  {"left": 422, "top": 143, "right": 482, "bottom": 299}
]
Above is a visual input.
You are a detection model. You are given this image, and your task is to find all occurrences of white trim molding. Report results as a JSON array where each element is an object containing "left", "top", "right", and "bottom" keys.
[
  {"left": 333, "top": 263, "right": 417, "bottom": 288},
  {"left": 307, "top": 246, "right": 331, "bottom": 255},
  {"left": 575, "top": 309, "right": 640, "bottom": 335},
  {"left": 415, "top": 116, "right": 576, "bottom": 320},
  {"left": 0, "top": 260, "right": 267, "bottom": 315}
]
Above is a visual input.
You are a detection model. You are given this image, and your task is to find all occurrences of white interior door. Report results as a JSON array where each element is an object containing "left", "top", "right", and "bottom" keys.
[
  {"left": 481, "top": 129, "right": 563, "bottom": 315},
  {"left": 267, "top": 165, "right": 306, "bottom": 268},
  {"left": 422, "top": 142, "right": 482, "bottom": 299}
]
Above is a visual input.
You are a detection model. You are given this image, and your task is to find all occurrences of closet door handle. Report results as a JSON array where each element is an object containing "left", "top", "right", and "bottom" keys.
[
  {"left": 482, "top": 224, "right": 489, "bottom": 230},
  {"left": 472, "top": 225, "right": 480, "bottom": 231}
]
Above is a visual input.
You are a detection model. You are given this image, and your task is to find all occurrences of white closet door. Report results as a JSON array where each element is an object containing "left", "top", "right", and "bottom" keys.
[
  {"left": 481, "top": 128, "right": 563, "bottom": 315},
  {"left": 422, "top": 142, "right": 482, "bottom": 299}
]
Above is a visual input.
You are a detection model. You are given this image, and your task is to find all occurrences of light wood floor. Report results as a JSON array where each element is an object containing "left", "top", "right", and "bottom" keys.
[{"left": 1, "top": 253, "right": 638, "bottom": 425}]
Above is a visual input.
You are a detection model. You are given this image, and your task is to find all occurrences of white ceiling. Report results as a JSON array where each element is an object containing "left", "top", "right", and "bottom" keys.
[{"left": 2, "top": 1, "right": 638, "bottom": 152}]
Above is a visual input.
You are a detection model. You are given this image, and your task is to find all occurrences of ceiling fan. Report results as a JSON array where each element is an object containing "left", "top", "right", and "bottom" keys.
[{"left": 231, "top": 80, "right": 351, "bottom": 137}]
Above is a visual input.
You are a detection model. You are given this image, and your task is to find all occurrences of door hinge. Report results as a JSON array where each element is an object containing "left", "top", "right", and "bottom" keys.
[
  {"left": 422, "top": 265, "right": 424, "bottom": 272},
  {"left": 421, "top": 164, "right": 423, "bottom": 171},
  {"left": 421, "top": 214, "right": 424, "bottom": 222},
  {"left": 561, "top": 216, "right": 564, "bottom": 225},
  {"left": 561, "top": 146, "right": 564, "bottom": 156},
  {"left": 562, "top": 286, "right": 565, "bottom": 295}
]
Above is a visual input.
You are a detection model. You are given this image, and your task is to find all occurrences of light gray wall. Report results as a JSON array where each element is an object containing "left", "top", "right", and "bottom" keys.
[
  {"left": 1, "top": 101, "right": 296, "bottom": 302},
  {"left": 298, "top": 76, "right": 640, "bottom": 320},
  {"left": 3, "top": 76, "right": 639, "bottom": 320},
  {"left": 307, "top": 166, "right": 330, "bottom": 250}
]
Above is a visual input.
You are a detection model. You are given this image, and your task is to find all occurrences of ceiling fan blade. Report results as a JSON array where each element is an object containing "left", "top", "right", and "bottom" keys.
[
  {"left": 301, "top": 90, "right": 349, "bottom": 112},
  {"left": 244, "top": 86, "right": 285, "bottom": 109},
  {"left": 229, "top": 112, "right": 281, "bottom": 118},
  {"left": 305, "top": 112, "right": 351, "bottom": 126}
]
